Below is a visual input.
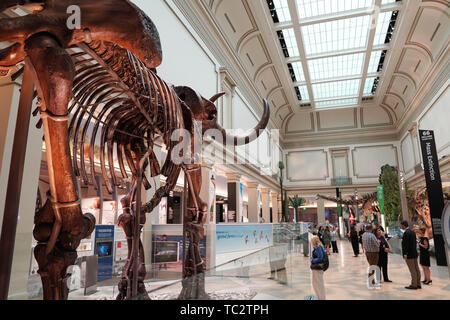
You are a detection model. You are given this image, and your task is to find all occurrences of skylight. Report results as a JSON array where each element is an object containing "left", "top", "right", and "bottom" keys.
[
  {"left": 266, "top": 0, "right": 401, "bottom": 110},
  {"left": 273, "top": 0, "right": 292, "bottom": 23},
  {"left": 363, "top": 76, "right": 379, "bottom": 95},
  {"left": 373, "top": 11, "right": 398, "bottom": 45},
  {"left": 312, "top": 79, "right": 361, "bottom": 99},
  {"left": 289, "top": 62, "right": 306, "bottom": 82},
  {"left": 277, "top": 28, "right": 299, "bottom": 57},
  {"left": 301, "top": 15, "right": 371, "bottom": 56},
  {"left": 315, "top": 98, "right": 359, "bottom": 108},
  {"left": 308, "top": 53, "right": 365, "bottom": 81},
  {"left": 296, "top": 0, "right": 373, "bottom": 20},
  {"left": 295, "top": 85, "right": 310, "bottom": 101}
]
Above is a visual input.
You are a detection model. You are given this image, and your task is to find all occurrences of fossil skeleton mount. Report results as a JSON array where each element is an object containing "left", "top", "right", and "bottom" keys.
[{"left": 0, "top": 0, "right": 269, "bottom": 300}]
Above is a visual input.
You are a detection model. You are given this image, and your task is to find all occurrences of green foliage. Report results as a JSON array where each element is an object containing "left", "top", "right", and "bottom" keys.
[
  {"left": 378, "top": 165, "right": 401, "bottom": 222},
  {"left": 289, "top": 195, "right": 306, "bottom": 208},
  {"left": 289, "top": 194, "right": 306, "bottom": 222}
]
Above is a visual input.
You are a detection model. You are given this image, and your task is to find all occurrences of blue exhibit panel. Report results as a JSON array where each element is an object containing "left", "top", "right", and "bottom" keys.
[
  {"left": 94, "top": 225, "right": 115, "bottom": 282},
  {"left": 216, "top": 224, "right": 273, "bottom": 254}
]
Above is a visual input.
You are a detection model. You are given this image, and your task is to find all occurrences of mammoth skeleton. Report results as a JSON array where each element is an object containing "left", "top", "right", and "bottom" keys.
[{"left": 0, "top": 0, "right": 269, "bottom": 300}]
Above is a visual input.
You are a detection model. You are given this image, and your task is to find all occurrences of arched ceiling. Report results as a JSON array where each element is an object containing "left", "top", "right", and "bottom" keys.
[{"left": 202, "top": 0, "right": 449, "bottom": 140}]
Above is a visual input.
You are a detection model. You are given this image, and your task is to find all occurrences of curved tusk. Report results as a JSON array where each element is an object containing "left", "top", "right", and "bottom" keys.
[
  {"left": 214, "top": 99, "right": 270, "bottom": 146},
  {"left": 209, "top": 92, "right": 225, "bottom": 103}
]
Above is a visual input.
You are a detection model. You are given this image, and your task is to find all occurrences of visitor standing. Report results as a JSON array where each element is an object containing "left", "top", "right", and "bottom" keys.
[
  {"left": 310, "top": 236, "right": 326, "bottom": 300},
  {"left": 375, "top": 227, "right": 392, "bottom": 283},
  {"left": 417, "top": 227, "right": 432, "bottom": 285},
  {"left": 349, "top": 226, "right": 360, "bottom": 257},
  {"left": 362, "top": 225, "right": 380, "bottom": 286},
  {"left": 400, "top": 221, "right": 421, "bottom": 290},
  {"left": 323, "top": 226, "right": 331, "bottom": 255},
  {"left": 359, "top": 225, "right": 365, "bottom": 253},
  {"left": 330, "top": 226, "right": 339, "bottom": 253}
]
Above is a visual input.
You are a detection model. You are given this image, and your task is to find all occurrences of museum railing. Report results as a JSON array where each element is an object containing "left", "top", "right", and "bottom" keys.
[{"left": 140, "top": 231, "right": 313, "bottom": 300}]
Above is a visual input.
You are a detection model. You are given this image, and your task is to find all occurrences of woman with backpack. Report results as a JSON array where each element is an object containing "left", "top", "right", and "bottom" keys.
[{"left": 310, "top": 236, "right": 327, "bottom": 300}]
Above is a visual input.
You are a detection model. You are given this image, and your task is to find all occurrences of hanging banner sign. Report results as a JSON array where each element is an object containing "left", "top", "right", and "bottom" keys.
[
  {"left": 419, "top": 130, "right": 447, "bottom": 266},
  {"left": 377, "top": 185, "right": 384, "bottom": 215}
]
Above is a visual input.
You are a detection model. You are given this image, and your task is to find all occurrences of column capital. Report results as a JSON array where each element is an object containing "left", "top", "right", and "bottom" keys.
[
  {"left": 201, "top": 158, "right": 215, "bottom": 170},
  {"left": 270, "top": 191, "right": 278, "bottom": 198},
  {"left": 260, "top": 187, "right": 270, "bottom": 195},
  {"left": 226, "top": 172, "right": 241, "bottom": 183},
  {"left": 247, "top": 181, "right": 259, "bottom": 189}
]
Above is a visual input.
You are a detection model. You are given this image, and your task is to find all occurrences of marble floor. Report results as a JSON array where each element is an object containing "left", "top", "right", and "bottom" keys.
[{"left": 69, "top": 240, "right": 450, "bottom": 300}]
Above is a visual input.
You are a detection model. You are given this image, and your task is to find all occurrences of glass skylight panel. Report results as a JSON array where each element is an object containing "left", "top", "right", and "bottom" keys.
[
  {"left": 278, "top": 28, "right": 299, "bottom": 57},
  {"left": 295, "top": 85, "right": 310, "bottom": 100},
  {"left": 296, "top": 0, "right": 373, "bottom": 20},
  {"left": 272, "top": 0, "right": 291, "bottom": 22},
  {"left": 307, "top": 53, "right": 364, "bottom": 81},
  {"left": 381, "top": 0, "right": 397, "bottom": 4},
  {"left": 367, "top": 50, "right": 382, "bottom": 73},
  {"left": 312, "top": 79, "right": 361, "bottom": 99},
  {"left": 301, "top": 15, "right": 371, "bottom": 55},
  {"left": 315, "top": 98, "right": 358, "bottom": 108},
  {"left": 290, "top": 62, "right": 306, "bottom": 82},
  {"left": 364, "top": 77, "right": 377, "bottom": 94},
  {"left": 373, "top": 11, "right": 398, "bottom": 45}
]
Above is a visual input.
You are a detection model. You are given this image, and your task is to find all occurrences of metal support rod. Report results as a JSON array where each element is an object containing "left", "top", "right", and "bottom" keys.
[
  {"left": 0, "top": 62, "right": 35, "bottom": 300},
  {"left": 131, "top": 148, "right": 153, "bottom": 298},
  {"left": 182, "top": 175, "right": 188, "bottom": 279}
]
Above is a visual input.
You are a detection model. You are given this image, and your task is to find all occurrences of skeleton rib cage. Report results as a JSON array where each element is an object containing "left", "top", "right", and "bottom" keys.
[{"left": 65, "top": 40, "right": 183, "bottom": 214}]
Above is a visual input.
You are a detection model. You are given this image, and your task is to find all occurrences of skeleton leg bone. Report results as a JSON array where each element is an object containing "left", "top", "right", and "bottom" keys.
[
  {"left": 178, "top": 164, "right": 209, "bottom": 300},
  {"left": 25, "top": 33, "right": 95, "bottom": 300}
]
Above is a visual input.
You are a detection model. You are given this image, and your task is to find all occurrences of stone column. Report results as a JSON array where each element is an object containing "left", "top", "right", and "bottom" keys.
[
  {"left": 278, "top": 195, "right": 283, "bottom": 222},
  {"left": 226, "top": 173, "right": 241, "bottom": 223},
  {"left": 200, "top": 159, "right": 216, "bottom": 270},
  {"left": 317, "top": 198, "right": 325, "bottom": 225},
  {"left": 200, "top": 159, "right": 216, "bottom": 225},
  {"left": 270, "top": 191, "right": 279, "bottom": 223},
  {"left": 0, "top": 80, "right": 21, "bottom": 231},
  {"left": 261, "top": 188, "right": 270, "bottom": 224},
  {"left": 0, "top": 78, "right": 43, "bottom": 299},
  {"left": 247, "top": 182, "right": 259, "bottom": 223}
]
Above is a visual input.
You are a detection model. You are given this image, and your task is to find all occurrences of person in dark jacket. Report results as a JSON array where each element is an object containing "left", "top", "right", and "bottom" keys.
[
  {"left": 348, "top": 225, "right": 360, "bottom": 257},
  {"left": 359, "top": 225, "right": 365, "bottom": 253},
  {"left": 375, "top": 227, "right": 392, "bottom": 282},
  {"left": 400, "top": 221, "right": 421, "bottom": 289},
  {"left": 417, "top": 227, "right": 432, "bottom": 285}
]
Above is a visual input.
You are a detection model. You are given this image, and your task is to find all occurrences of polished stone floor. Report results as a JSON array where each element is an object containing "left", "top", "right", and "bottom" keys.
[{"left": 69, "top": 240, "right": 450, "bottom": 300}]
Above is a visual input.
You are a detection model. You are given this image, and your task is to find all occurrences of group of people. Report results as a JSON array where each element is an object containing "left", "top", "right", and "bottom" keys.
[
  {"left": 317, "top": 225, "right": 339, "bottom": 254},
  {"left": 360, "top": 221, "right": 432, "bottom": 289},
  {"left": 309, "top": 224, "right": 339, "bottom": 300},
  {"left": 310, "top": 220, "right": 433, "bottom": 300}
]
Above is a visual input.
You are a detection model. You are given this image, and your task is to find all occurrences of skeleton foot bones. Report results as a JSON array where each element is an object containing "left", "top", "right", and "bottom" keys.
[{"left": 0, "top": 0, "right": 269, "bottom": 300}]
